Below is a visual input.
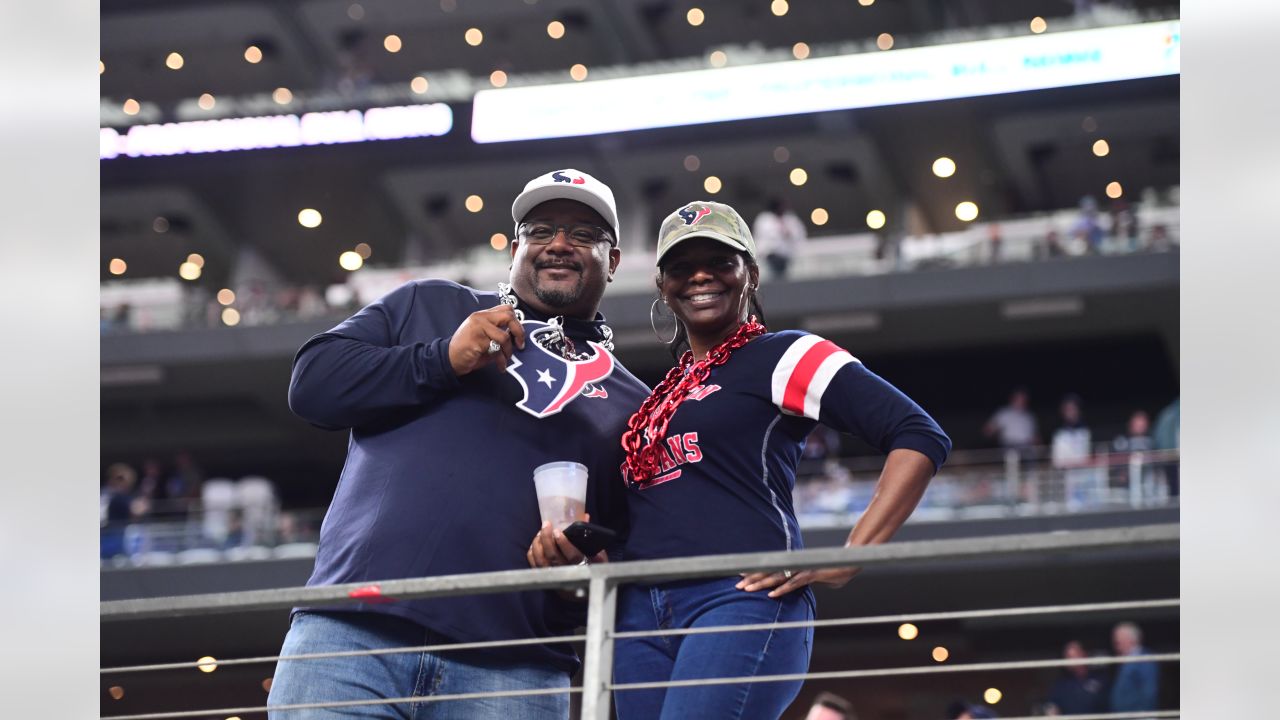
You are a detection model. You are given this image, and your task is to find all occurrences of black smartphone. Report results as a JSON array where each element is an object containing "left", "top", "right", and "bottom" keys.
[{"left": 562, "top": 521, "right": 618, "bottom": 557}]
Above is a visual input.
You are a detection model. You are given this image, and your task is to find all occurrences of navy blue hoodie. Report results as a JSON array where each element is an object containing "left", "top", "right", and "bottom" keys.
[{"left": 289, "top": 279, "right": 649, "bottom": 671}]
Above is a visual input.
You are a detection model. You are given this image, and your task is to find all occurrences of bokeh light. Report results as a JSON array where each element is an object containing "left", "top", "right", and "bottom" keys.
[
  {"left": 339, "top": 251, "right": 364, "bottom": 271},
  {"left": 297, "top": 208, "right": 322, "bottom": 228}
]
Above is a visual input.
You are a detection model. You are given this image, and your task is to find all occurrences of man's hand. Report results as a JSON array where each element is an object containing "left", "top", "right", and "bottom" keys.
[
  {"left": 448, "top": 305, "right": 526, "bottom": 375},
  {"left": 527, "top": 516, "right": 608, "bottom": 569}
]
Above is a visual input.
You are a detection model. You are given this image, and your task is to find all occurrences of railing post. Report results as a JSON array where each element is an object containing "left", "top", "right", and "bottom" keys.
[
  {"left": 1129, "top": 451, "right": 1145, "bottom": 508},
  {"left": 1004, "top": 449, "right": 1021, "bottom": 514},
  {"left": 579, "top": 570, "right": 618, "bottom": 720}
]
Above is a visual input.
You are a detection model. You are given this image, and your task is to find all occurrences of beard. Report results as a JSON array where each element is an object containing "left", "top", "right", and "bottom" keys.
[
  {"left": 527, "top": 259, "right": 588, "bottom": 309},
  {"left": 534, "top": 281, "right": 583, "bottom": 308}
]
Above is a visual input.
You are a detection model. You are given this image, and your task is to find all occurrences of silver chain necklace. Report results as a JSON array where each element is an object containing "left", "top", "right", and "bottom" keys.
[{"left": 497, "top": 282, "right": 615, "bottom": 359}]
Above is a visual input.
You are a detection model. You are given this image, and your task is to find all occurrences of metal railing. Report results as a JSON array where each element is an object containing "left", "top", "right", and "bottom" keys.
[
  {"left": 101, "top": 523, "right": 1179, "bottom": 720},
  {"left": 797, "top": 447, "right": 1179, "bottom": 526}
]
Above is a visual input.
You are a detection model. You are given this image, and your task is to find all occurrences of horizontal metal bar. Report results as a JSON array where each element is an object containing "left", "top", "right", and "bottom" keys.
[
  {"left": 610, "top": 598, "right": 1180, "bottom": 640},
  {"left": 99, "top": 654, "right": 1179, "bottom": 720},
  {"left": 102, "top": 633, "right": 587, "bottom": 675},
  {"left": 609, "top": 652, "right": 1181, "bottom": 691},
  {"left": 100, "top": 685, "right": 582, "bottom": 720},
  {"left": 101, "top": 524, "right": 1177, "bottom": 622},
  {"left": 987, "top": 714, "right": 1178, "bottom": 720}
]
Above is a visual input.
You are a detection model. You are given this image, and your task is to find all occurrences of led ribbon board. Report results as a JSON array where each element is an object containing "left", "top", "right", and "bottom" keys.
[
  {"left": 100, "top": 103, "right": 453, "bottom": 159},
  {"left": 471, "top": 20, "right": 1179, "bottom": 143}
]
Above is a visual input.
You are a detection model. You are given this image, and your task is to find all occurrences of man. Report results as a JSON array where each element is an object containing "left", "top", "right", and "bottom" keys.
[
  {"left": 983, "top": 387, "right": 1040, "bottom": 451},
  {"left": 267, "top": 169, "right": 650, "bottom": 719},
  {"left": 1045, "top": 640, "right": 1108, "bottom": 715},
  {"left": 752, "top": 196, "right": 807, "bottom": 280},
  {"left": 1109, "top": 621, "right": 1159, "bottom": 715}
]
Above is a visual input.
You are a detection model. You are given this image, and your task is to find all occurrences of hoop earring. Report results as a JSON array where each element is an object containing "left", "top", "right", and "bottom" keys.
[{"left": 650, "top": 297, "right": 680, "bottom": 344}]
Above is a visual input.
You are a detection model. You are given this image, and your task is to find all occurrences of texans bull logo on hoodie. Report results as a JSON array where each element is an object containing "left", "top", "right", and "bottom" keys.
[{"left": 505, "top": 320, "right": 615, "bottom": 418}]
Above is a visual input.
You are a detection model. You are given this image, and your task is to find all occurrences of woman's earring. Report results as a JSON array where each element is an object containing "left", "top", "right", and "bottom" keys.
[{"left": 650, "top": 297, "right": 680, "bottom": 344}]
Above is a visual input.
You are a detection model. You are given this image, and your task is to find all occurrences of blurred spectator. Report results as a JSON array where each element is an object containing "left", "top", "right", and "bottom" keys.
[
  {"left": 986, "top": 223, "right": 1004, "bottom": 263},
  {"left": 1148, "top": 224, "right": 1173, "bottom": 251},
  {"left": 753, "top": 197, "right": 807, "bottom": 280},
  {"left": 137, "top": 457, "right": 164, "bottom": 504},
  {"left": 1112, "top": 410, "right": 1154, "bottom": 454},
  {"left": 1111, "top": 410, "right": 1154, "bottom": 494},
  {"left": 1037, "top": 229, "right": 1067, "bottom": 260},
  {"left": 805, "top": 691, "right": 855, "bottom": 720},
  {"left": 102, "top": 303, "right": 133, "bottom": 333},
  {"left": 1153, "top": 397, "right": 1180, "bottom": 497},
  {"left": 1051, "top": 394, "right": 1098, "bottom": 509},
  {"left": 1109, "top": 622, "right": 1159, "bottom": 714},
  {"left": 166, "top": 450, "right": 205, "bottom": 512},
  {"left": 1109, "top": 199, "right": 1140, "bottom": 251},
  {"left": 236, "top": 475, "right": 279, "bottom": 546},
  {"left": 1045, "top": 640, "right": 1109, "bottom": 715},
  {"left": 1070, "top": 196, "right": 1105, "bottom": 254},
  {"left": 297, "top": 285, "right": 329, "bottom": 319},
  {"left": 223, "top": 509, "right": 246, "bottom": 549},
  {"left": 983, "top": 387, "right": 1040, "bottom": 452},
  {"left": 101, "top": 463, "right": 147, "bottom": 558}
]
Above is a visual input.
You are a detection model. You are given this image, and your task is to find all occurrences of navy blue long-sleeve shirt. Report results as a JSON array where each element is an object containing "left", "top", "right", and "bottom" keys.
[
  {"left": 289, "top": 279, "right": 649, "bottom": 671},
  {"left": 623, "top": 331, "right": 950, "bottom": 561}
]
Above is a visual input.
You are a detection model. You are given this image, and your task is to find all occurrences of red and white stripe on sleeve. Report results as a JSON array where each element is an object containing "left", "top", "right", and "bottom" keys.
[{"left": 770, "top": 334, "right": 859, "bottom": 421}]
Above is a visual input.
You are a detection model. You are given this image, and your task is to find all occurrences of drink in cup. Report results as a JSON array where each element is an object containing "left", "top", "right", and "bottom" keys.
[{"left": 533, "top": 461, "right": 588, "bottom": 530}]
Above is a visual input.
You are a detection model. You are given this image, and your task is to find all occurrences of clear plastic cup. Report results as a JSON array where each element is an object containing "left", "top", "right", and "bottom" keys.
[{"left": 533, "top": 461, "right": 588, "bottom": 530}]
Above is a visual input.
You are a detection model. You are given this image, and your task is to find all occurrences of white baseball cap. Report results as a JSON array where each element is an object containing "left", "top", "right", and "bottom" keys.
[{"left": 511, "top": 169, "right": 620, "bottom": 246}]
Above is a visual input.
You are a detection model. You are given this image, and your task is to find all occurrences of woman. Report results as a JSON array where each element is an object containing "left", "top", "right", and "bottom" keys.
[{"left": 529, "top": 201, "right": 950, "bottom": 719}]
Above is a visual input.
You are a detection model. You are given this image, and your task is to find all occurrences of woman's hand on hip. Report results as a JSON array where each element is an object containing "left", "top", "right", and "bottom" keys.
[{"left": 735, "top": 566, "right": 861, "bottom": 598}]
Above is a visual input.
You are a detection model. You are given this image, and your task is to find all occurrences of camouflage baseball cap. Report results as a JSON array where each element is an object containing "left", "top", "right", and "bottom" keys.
[{"left": 655, "top": 200, "right": 757, "bottom": 266}]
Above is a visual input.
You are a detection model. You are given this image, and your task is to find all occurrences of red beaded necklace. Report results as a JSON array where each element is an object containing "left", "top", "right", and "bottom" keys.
[{"left": 620, "top": 317, "right": 766, "bottom": 487}]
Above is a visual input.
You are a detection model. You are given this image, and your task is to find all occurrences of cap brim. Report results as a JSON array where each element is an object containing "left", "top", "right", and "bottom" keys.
[
  {"left": 656, "top": 231, "right": 751, "bottom": 265},
  {"left": 511, "top": 185, "right": 619, "bottom": 238}
]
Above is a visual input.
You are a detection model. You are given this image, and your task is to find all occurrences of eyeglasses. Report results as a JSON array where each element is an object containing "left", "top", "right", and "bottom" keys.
[{"left": 517, "top": 222, "right": 616, "bottom": 248}]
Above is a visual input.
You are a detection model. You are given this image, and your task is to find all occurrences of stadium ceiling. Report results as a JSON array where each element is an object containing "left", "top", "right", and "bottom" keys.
[{"left": 100, "top": 0, "right": 1180, "bottom": 286}]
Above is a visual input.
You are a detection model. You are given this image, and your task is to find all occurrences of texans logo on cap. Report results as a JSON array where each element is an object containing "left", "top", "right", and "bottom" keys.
[
  {"left": 677, "top": 204, "right": 711, "bottom": 225},
  {"left": 506, "top": 321, "right": 615, "bottom": 418},
  {"left": 552, "top": 171, "right": 587, "bottom": 185}
]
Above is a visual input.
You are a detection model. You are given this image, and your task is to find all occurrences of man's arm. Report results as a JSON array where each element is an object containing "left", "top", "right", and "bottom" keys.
[{"left": 288, "top": 283, "right": 524, "bottom": 430}]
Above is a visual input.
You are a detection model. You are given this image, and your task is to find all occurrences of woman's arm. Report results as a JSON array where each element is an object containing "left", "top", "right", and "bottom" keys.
[{"left": 738, "top": 447, "right": 935, "bottom": 597}]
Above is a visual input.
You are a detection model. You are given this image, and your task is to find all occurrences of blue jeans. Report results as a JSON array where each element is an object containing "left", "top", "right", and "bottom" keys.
[
  {"left": 613, "top": 576, "right": 814, "bottom": 720},
  {"left": 267, "top": 611, "right": 570, "bottom": 719}
]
